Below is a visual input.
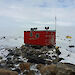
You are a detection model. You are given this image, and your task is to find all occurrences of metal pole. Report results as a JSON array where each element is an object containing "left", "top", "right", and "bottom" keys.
[
  {"left": 55, "top": 16, "right": 56, "bottom": 31},
  {"left": 55, "top": 16, "right": 56, "bottom": 47}
]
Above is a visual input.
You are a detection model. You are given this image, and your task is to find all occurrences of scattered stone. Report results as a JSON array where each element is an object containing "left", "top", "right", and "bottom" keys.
[
  {"left": 69, "top": 45, "right": 75, "bottom": 48},
  {"left": 28, "top": 57, "right": 46, "bottom": 64},
  {"left": 12, "top": 68, "right": 21, "bottom": 74},
  {"left": 1, "top": 36, "right": 6, "bottom": 39},
  {"left": 0, "top": 56, "right": 3, "bottom": 59},
  {"left": 69, "top": 40, "right": 71, "bottom": 41},
  {"left": 55, "top": 47, "right": 61, "bottom": 55},
  {"left": 67, "top": 54, "right": 71, "bottom": 57}
]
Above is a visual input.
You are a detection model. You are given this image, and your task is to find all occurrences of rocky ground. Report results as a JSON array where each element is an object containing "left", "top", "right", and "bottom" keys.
[{"left": 0, "top": 45, "right": 75, "bottom": 75}]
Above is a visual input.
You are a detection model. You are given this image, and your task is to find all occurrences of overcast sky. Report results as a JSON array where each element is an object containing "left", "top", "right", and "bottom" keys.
[{"left": 0, "top": 0, "right": 75, "bottom": 28}]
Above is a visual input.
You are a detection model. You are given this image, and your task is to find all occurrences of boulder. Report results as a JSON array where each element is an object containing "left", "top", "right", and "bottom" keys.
[
  {"left": 19, "top": 62, "right": 31, "bottom": 72},
  {"left": 37, "top": 64, "right": 57, "bottom": 75},
  {"left": 36, "top": 63, "right": 75, "bottom": 75},
  {"left": 0, "top": 69, "right": 18, "bottom": 75},
  {"left": 56, "top": 63, "right": 75, "bottom": 75}
]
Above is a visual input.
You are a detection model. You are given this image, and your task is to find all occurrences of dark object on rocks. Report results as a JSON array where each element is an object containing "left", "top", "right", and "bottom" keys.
[
  {"left": 14, "top": 53, "right": 20, "bottom": 57},
  {"left": 7, "top": 52, "right": 14, "bottom": 56},
  {"left": 23, "top": 70, "right": 35, "bottom": 75},
  {"left": 14, "top": 59, "right": 23, "bottom": 64},
  {"left": 28, "top": 57, "right": 46, "bottom": 64},
  {"left": 58, "top": 58, "right": 64, "bottom": 62},
  {"left": 12, "top": 68, "right": 21, "bottom": 74},
  {"left": 6, "top": 60, "right": 14, "bottom": 64},
  {"left": 52, "top": 57, "right": 64, "bottom": 64},
  {"left": 45, "top": 60, "right": 52, "bottom": 65},
  {"left": 56, "top": 50, "right": 61, "bottom": 55},
  {"left": 69, "top": 45, "right": 75, "bottom": 48},
  {"left": 6, "top": 63, "right": 14, "bottom": 68},
  {"left": 52, "top": 55, "right": 57, "bottom": 58},
  {"left": 7, "top": 56, "right": 12, "bottom": 61},
  {"left": 56, "top": 46, "right": 61, "bottom": 55}
]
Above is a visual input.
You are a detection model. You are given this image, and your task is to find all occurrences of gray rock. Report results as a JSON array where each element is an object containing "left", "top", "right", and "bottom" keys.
[{"left": 56, "top": 63, "right": 75, "bottom": 75}]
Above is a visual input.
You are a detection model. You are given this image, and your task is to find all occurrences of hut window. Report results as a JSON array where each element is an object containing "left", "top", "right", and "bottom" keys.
[
  {"left": 30, "top": 32, "right": 33, "bottom": 37},
  {"left": 36, "top": 33, "right": 39, "bottom": 38}
]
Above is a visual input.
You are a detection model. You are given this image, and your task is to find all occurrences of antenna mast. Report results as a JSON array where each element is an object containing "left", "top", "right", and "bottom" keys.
[{"left": 55, "top": 16, "right": 56, "bottom": 30}]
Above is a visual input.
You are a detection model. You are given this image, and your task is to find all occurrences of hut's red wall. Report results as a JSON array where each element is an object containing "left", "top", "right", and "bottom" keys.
[{"left": 24, "top": 31, "right": 56, "bottom": 46}]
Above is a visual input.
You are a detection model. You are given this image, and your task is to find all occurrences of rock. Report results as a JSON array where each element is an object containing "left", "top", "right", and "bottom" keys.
[
  {"left": 19, "top": 62, "right": 31, "bottom": 72},
  {"left": 7, "top": 56, "right": 12, "bottom": 61},
  {"left": 21, "top": 45, "right": 26, "bottom": 49},
  {"left": 45, "top": 59, "right": 52, "bottom": 65},
  {"left": 7, "top": 51, "right": 14, "bottom": 56},
  {"left": 52, "top": 57, "right": 64, "bottom": 64},
  {"left": 12, "top": 68, "right": 21, "bottom": 74},
  {"left": 23, "top": 70, "right": 35, "bottom": 75},
  {"left": 6, "top": 60, "right": 14, "bottom": 64},
  {"left": 14, "top": 53, "right": 20, "bottom": 57},
  {"left": 28, "top": 57, "right": 46, "bottom": 64},
  {"left": 1, "top": 36, "right": 6, "bottom": 39},
  {"left": 58, "top": 58, "right": 64, "bottom": 62},
  {"left": 3, "top": 36, "right": 6, "bottom": 39},
  {"left": 0, "top": 60, "right": 7, "bottom": 68},
  {"left": 41, "top": 46, "right": 49, "bottom": 51},
  {"left": 0, "top": 69, "right": 18, "bottom": 75},
  {"left": 36, "top": 63, "right": 75, "bottom": 75},
  {"left": 14, "top": 59, "right": 23, "bottom": 64},
  {"left": 36, "top": 64, "right": 44, "bottom": 70},
  {"left": 56, "top": 49, "right": 61, "bottom": 55},
  {"left": 69, "top": 45, "right": 75, "bottom": 48},
  {"left": 7, "top": 64, "right": 15, "bottom": 68},
  {"left": 56, "top": 63, "right": 75, "bottom": 75},
  {"left": 0, "top": 56, "right": 3, "bottom": 59},
  {"left": 67, "top": 54, "right": 70, "bottom": 57},
  {"left": 37, "top": 64, "right": 57, "bottom": 75}
]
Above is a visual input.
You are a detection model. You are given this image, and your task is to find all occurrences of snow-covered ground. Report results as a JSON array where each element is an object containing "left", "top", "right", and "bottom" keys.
[
  {"left": 0, "top": 25, "right": 75, "bottom": 64},
  {"left": 56, "top": 26, "right": 75, "bottom": 64},
  {"left": 56, "top": 36, "right": 75, "bottom": 64},
  {"left": 0, "top": 36, "right": 24, "bottom": 49}
]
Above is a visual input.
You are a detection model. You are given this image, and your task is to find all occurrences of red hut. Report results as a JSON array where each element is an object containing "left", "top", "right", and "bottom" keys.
[{"left": 24, "top": 27, "right": 56, "bottom": 47}]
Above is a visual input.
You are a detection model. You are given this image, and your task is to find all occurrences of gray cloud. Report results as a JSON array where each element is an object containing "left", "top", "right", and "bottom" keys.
[{"left": 0, "top": 0, "right": 75, "bottom": 27}]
